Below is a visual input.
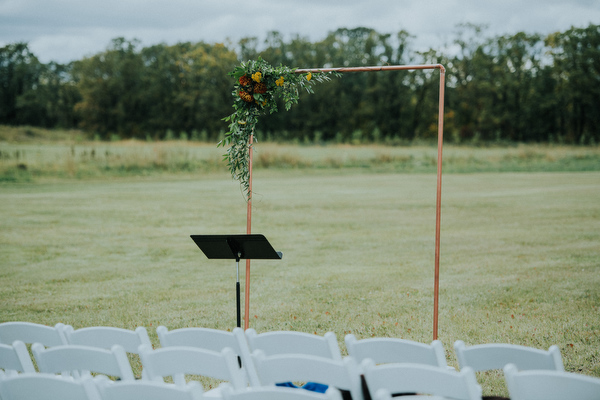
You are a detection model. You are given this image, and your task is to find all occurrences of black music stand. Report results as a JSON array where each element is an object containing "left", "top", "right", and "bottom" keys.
[{"left": 190, "top": 234, "right": 283, "bottom": 328}]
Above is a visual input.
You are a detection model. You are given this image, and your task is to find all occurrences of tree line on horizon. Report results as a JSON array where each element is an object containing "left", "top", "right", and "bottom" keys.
[{"left": 1, "top": 24, "right": 599, "bottom": 144}]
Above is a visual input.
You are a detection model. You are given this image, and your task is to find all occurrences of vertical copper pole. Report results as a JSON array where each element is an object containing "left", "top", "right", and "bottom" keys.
[
  {"left": 244, "top": 133, "right": 254, "bottom": 330},
  {"left": 433, "top": 67, "right": 446, "bottom": 341}
]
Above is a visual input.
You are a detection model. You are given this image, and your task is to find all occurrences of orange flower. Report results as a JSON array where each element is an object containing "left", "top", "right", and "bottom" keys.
[
  {"left": 276, "top": 76, "right": 284, "bottom": 86},
  {"left": 239, "top": 75, "right": 252, "bottom": 86},
  {"left": 254, "top": 82, "right": 267, "bottom": 94},
  {"left": 239, "top": 90, "right": 253, "bottom": 103}
]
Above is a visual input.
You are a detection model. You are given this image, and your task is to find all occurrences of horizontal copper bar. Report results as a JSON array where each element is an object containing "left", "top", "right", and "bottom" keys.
[{"left": 295, "top": 64, "right": 445, "bottom": 74}]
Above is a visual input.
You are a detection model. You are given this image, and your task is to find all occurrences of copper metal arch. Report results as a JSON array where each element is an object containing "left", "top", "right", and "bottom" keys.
[{"left": 245, "top": 64, "right": 446, "bottom": 341}]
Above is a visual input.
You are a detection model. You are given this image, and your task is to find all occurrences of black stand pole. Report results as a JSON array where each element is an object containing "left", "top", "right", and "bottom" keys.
[
  {"left": 191, "top": 234, "right": 282, "bottom": 329},
  {"left": 235, "top": 253, "right": 241, "bottom": 328}
]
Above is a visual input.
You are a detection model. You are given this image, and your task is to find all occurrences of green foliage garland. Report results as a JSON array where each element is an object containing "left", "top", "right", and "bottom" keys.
[{"left": 220, "top": 57, "right": 338, "bottom": 198}]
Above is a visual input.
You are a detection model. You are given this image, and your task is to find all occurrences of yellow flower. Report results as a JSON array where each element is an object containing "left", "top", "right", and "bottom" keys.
[
  {"left": 276, "top": 76, "right": 285, "bottom": 86},
  {"left": 306, "top": 72, "right": 312, "bottom": 81},
  {"left": 252, "top": 71, "right": 262, "bottom": 82}
]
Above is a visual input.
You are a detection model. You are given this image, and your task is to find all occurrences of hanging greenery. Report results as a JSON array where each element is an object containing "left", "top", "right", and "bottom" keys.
[{"left": 219, "top": 57, "right": 339, "bottom": 198}]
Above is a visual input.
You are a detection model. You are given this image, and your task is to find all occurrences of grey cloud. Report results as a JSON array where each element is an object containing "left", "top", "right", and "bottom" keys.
[{"left": 1, "top": 0, "right": 597, "bottom": 63}]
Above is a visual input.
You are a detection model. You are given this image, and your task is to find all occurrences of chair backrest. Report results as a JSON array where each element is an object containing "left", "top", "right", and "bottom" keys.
[
  {"left": 361, "top": 358, "right": 481, "bottom": 400},
  {"left": 96, "top": 378, "right": 204, "bottom": 400},
  {"left": 157, "top": 326, "right": 243, "bottom": 353},
  {"left": 245, "top": 329, "right": 342, "bottom": 361},
  {"left": 32, "top": 343, "right": 135, "bottom": 381},
  {"left": 0, "top": 322, "right": 68, "bottom": 347},
  {"left": 454, "top": 340, "right": 564, "bottom": 372},
  {"left": 63, "top": 325, "right": 151, "bottom": 354},
  {"left": 138, "top": 344, "right": 246, "bottom": 390},
  {"left": 344, "top": 334, "right": 448, "bottom": 367},
  {"left": 252, "top": 350, "right": 363, "bottom": 400},
  {"left": 220, "top": 382, "right": 343, "bottom": 400},
  {"left": 504, "top": 363, "right": 600, "bottom": 400},
  {"left": 0, "top": 371, "right": 101, "bottom": 400},
  {"left": 0, "top": 341, "right": 36, "bottom": 375},
  {"left": 64, "top": 325, "right": 152, "bottom": 379},
  {"left": 157, "top": 326, "right": 259, "bottom": 386}
]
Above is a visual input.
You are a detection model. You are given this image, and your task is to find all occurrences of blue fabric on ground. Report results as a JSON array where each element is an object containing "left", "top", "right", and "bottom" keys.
[{"left": 276, "top": 382, "right": 329, "bottom": 393}]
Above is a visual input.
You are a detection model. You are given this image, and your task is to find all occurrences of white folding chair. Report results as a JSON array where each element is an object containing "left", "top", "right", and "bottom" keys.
[
  {"left": 0, "top": 322, "right": 70, "bottom": 372},
  {"left": 0, "top": 371, "right": 101, "bottom": 400},
  {"left": 95, "top": 378, "right": 204, "bottom": 400},
  {"left": 139, "top": 344, "right": 246, "bottom": 397},
  {"left": 63, "top": 325, "right": 151, "bottom": 379},
  {"left": 504, "top": 363, "right": 600, "bottom": 400},
  {"left": 220, "top": 382, "right": 343, "bottom": 400},
  {"left": 157, "top": 326, "right": 259, "bottom": 387},
  {"left": 252, "top": 350, "right": 363, "bottom": 400},
  {"left": 361, "top": 358, "right": 482, "bottom": 400},
  {"left": 0, "top": 341, "right": 36, "bottom": 375},
  {"left": 0, "top": 322, "right": 68, "bottom": 347},
  {"left": 32, "top": 343, "right": 135, "bottom": 381},
  {"left": 454, "top": 340, "right": 564, "bottom": 372},
  {"left": 245, "top": 329, "right": 342, "bottom": 361},
  {"left": 345, "top": 334, "right": 448, "bottom": 367},
  {"left": 246, "top": 329, "right": 345, "bottom": 394}
]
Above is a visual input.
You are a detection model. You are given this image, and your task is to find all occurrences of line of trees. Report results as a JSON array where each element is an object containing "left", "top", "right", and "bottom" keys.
[{"left": 1, "top": 24, "right": 599, "bottom": 144}]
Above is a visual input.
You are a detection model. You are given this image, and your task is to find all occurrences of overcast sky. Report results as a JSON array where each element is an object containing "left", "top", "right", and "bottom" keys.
[{"left": 1, "top": 0, "right": 598, "bottom": 64}]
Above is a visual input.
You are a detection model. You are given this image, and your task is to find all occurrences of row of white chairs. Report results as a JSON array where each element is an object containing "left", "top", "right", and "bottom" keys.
[
  {"left": 3, "top": 362, "right": 600, "bottom": 400},
  {"left": 0, "top": 372, "right": 350, "bottom": 400},
  {"left": 1, "top": 321, "right": 599, "bottom": 400}
]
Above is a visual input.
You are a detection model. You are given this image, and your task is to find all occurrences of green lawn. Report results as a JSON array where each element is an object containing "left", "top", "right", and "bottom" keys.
[{"left": 1, "top": 164, "right": 599, "bottom": 396}]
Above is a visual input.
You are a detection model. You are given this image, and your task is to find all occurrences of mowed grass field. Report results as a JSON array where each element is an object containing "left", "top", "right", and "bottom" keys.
[{"left": 1, "top": 135, "right": 599, "bottom": 396}]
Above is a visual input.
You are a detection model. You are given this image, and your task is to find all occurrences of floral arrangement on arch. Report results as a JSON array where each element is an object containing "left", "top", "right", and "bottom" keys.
[{"left": 220, "top": 57, "right": 338, "bottom": 198}]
